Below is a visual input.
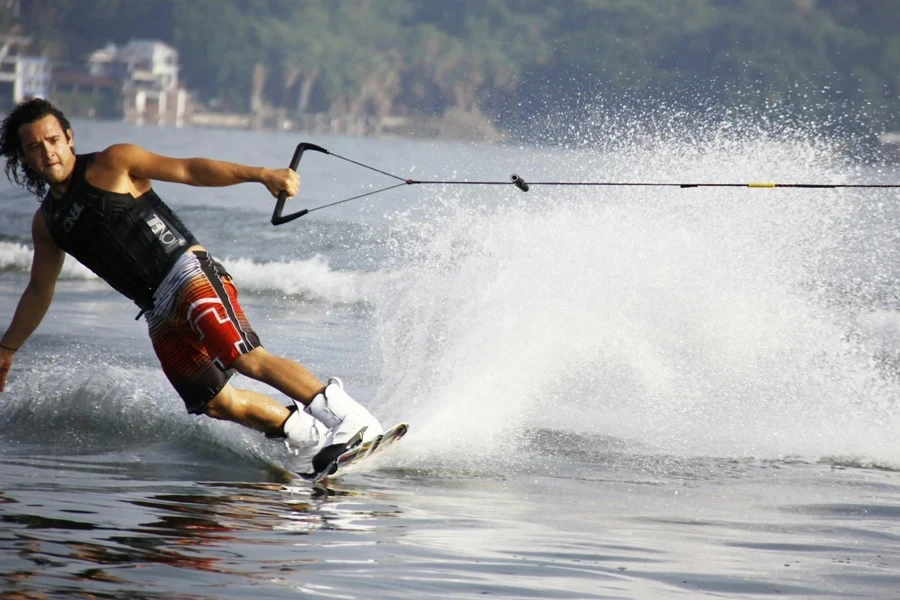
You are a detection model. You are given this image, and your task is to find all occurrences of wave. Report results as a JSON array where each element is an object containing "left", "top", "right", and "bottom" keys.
[
  {"left": 0, "top": 241, "right": 96, "bottom": 279},
  {"left": 0, "top": 360, "right": 288, "bottom": 473},
  {"left": 221, "top": 254, "right": 395, "bottom": 305},
  {"left": 0, "top": 241, "right": 392, "bottom": 305},
  {"left": 0, "top": 362, "right": 187, "bottom": 451}
]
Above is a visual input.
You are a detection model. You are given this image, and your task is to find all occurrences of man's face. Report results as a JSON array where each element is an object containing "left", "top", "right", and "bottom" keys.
[{"left": 18, "top": 114, "right": 75, "bottom": 185}]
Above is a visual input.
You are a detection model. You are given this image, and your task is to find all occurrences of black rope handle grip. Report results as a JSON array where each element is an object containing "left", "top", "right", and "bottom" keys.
[{"left": 271, "top": 142, "right": 329, "bottom": 225}]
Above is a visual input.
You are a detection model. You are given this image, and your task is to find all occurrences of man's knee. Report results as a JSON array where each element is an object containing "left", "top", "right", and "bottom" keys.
[
  {"left": 204, "top": 385, "right": 237, "bottom": 420},
  {"left": 232, "top": 347, "right": 272, "bottom": 379}
]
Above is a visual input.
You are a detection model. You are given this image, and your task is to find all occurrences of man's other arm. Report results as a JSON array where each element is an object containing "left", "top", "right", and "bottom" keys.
[{"left": 0, "top": 211, "right": 65, "bottom": 392}]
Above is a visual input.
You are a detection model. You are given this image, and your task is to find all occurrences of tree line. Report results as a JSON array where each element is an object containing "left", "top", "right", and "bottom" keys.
[{"left": 16, "top": 0, "right": 900, "bottom": 140}]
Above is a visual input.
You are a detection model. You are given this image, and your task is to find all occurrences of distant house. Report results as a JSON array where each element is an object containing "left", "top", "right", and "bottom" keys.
[
  {"left": 89, "top": 40, "right": 179, "bottom": 90},
  {"left": 86, "top": 40, "right": 188, "bottom": 127},
  {"left": 0, "top": 34, "right": 51, "bottom": 110}
]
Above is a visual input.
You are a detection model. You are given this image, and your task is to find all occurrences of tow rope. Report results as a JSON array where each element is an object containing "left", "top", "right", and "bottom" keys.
[{"left": 271, "top": 142, "right": 900, "bottom": 226}]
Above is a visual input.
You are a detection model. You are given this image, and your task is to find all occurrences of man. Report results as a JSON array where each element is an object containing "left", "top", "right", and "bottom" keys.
[{"left": 0, "top": 98, "right": 383, "bottom": 471}]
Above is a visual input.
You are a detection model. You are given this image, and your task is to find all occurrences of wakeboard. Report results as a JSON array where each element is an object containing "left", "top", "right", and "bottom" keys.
[{"left": 300, "top": 422, "right": 409, "bottom": 484}]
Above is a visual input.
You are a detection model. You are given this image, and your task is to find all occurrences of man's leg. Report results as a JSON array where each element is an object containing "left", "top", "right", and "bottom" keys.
[
  {"left": 231, "top": 347, "right": 324, "bottom": 407},
  {"left": 148, "top": 251, "right": 324, "bottom": 450},
  {"left": 202, "top": 381, "right": 291, "bottom": 434},
  {"left": 167, "top": 251, "right": 383, "bottom": 447},
  {"left": 202, "top": 381, "right": 327, "bottom": 451},
  {"left": 231, "top": 347, "right": 383, "bottom": 445}
]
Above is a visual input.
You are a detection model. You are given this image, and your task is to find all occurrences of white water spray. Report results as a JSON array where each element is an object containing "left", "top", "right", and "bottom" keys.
[{"left": 370, "top": 120, "right": 900, "bottom": 468}]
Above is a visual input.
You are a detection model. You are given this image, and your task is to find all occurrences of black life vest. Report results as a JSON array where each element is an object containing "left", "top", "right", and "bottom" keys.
[{"left": 40, "top": 153, "right": 199, "bottom": 310}]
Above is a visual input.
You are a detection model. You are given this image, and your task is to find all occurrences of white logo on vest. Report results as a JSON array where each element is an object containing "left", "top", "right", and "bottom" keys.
[
  {"left": 62, "top": 202, "right": 83, "bottom": 232},
  {"left": 146, "top": 213, "right": 186, "bottom": 252}
]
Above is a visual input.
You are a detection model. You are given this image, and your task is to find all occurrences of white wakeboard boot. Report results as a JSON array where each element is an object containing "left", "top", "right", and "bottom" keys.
[
  {"left": 280, "top": 406, "right": 328, "bottom": 455},
  {"left": 304, "top": 377, "right": 385, "bottom": 447}
]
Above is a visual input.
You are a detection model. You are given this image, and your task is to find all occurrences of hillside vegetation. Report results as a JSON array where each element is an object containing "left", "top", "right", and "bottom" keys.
[{"left": 17, "top": 0, "right": 900, "bottom": 140}]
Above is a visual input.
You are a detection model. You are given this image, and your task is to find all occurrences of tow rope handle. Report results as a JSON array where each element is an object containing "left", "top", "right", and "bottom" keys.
[{"left": 271, "top": 142, "right": 329, "bottom": 226}]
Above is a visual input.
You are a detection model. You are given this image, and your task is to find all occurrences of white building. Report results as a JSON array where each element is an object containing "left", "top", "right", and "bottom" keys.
[
  {"left": 0, "top": 34, "right": 50, "bottom": 107},
  {"left": 87, "top": 39, "right": 187, "bottom": 127},
  {"left": 89, "top": 40, "right": 179, "bottom": 90},
  {"left": 13, "top": 55, "right": 50, "bottom": 101}
]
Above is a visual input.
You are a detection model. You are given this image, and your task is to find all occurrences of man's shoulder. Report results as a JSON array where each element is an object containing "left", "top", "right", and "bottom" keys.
[
  {"left": 94, "top": 143, "right": 140, "bottom": 165},
  {"left": 88, "top": 144, "right": 151, "bottom": 181}
]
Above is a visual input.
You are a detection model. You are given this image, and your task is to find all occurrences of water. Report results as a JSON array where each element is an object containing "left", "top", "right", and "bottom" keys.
[{"left": 2, "top": 118, "right": 900, "bottom": 598}]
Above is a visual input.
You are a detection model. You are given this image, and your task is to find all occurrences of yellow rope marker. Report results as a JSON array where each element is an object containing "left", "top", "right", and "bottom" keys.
[{"left": 747, "top": 182, "right": 777, "bottom": 188}]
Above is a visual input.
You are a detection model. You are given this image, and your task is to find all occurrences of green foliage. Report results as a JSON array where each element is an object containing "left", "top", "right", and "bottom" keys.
[{"left": 13, "top": 0, "right": 900, "bottom": 134}]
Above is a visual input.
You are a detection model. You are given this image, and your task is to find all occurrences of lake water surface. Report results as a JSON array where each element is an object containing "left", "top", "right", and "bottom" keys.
[{"left": 1, "top": 119, "right": 900, "bottom": 598}]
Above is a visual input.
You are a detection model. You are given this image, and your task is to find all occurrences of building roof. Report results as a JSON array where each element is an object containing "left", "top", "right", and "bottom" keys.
[{"left": 120, "top": 40, "right": 177, "bottom": 56}]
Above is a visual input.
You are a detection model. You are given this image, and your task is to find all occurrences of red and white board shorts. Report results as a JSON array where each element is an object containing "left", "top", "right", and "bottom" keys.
[{"left": 145, "top": 250, "right": 261, "bottom": 413}]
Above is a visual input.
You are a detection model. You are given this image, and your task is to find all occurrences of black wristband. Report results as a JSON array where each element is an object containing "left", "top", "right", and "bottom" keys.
[{"left": 0, "top": 343, "right": 17, "bottom": 352}]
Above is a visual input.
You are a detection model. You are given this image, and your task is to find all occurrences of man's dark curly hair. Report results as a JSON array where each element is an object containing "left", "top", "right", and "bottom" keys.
[{"left": 0, "top": 98, "right": 73, "bottom": 198}]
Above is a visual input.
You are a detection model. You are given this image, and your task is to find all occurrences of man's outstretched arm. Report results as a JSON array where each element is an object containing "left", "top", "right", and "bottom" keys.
[
  {"left": 99, "top": 143, "right": 300, "bottom": 199},
  {"left": 0, "top": 211, "right": 65, "bottom": 392}
]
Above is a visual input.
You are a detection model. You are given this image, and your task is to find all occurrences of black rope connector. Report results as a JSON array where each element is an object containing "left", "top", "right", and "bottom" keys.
[{"left": 511, "top": 174, "right": 529, "bottom": 192}]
